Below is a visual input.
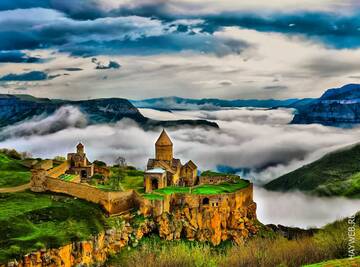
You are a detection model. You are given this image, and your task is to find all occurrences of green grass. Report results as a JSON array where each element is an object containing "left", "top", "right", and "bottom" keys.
[
  {"left": 105, "top": 167, "right": 144, "bottom": 192},
  {"left": 151, "top": 181, "right": 249, "bottom": 196},
  {"left": 120, "top": 169, "right": 144, "bottom": 191},
  {"left": 0, "top": 191, "right": 105, "bottom": 263},
  {"left": 192, "top": 181, "right": 249, "bottom": 194},
  {"left": 303, "top": 256, "right": 360, "bottom": 267},
  {"left": 143, "top": 193, "right": 164, "bottom": 200},
  {"left": 59, "top": 174, "right": 77, "bottom": 182},
  {"left": 0, "top": 153, "right": 31, "bottom": 188},
  {"left": 154, "top": 186, "right": 191, "bottom": 195},
  {"left": 265, "top": 143, "right": 360, "bottom": 198}
]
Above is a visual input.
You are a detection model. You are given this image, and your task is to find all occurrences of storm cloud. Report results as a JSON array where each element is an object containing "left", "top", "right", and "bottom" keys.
[{"left": 0, "top": 71, "right": 48, "bottom": 81}]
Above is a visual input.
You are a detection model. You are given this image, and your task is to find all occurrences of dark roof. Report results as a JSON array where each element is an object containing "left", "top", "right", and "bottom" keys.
[{"left": 184, "top": 160, "right": 197, "bottom": 170}]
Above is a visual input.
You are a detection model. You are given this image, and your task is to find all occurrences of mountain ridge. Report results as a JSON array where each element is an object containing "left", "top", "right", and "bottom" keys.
[
  {"left": 0, "top": 94, "right": 219, "bottom": 131},
  {"left": 265, "top": 142, "right": 360, "bottom": 198}
]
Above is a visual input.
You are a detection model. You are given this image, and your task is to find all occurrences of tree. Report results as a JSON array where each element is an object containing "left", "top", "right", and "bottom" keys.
[{"left": 111, "top": 156, "right": 127, "bottom": 190}]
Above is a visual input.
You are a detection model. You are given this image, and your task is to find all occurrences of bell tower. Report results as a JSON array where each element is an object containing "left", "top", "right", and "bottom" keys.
[
  {"left": 77, "top": 142, "right": 85, "bottom": 155},
  {"left": 155, "top": 130, "right": 173, "bottom": 161}
]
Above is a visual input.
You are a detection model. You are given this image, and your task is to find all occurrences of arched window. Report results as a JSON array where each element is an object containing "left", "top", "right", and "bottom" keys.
[
  {"left": 151, "top": 178, "right": 159, "bottom": 190},
  {"left": 202, "top": 197, "right": 209, "bottom": 205}
]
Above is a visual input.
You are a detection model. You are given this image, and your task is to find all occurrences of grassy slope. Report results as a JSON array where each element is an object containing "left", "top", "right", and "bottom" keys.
[
  {"left": 143, "top": 181, "right": 250, "bottom": 200},
  {"left": 120, "top": 169, "right": 144, "bottom": 191},
  {"left": 107, "top": 213, "right": 360, "bottom": 267},
  {"left": 265, "top": 144, "right": 360, "bottom": 197},
  {"left": 0, "top": 154, "right": 31, "bottom": 188},
  {"left": 304, "top": 256, "right": 360, "bottom": 267},
  {"left": 0, "top": 191, "right": 105, "bottom": 263}
]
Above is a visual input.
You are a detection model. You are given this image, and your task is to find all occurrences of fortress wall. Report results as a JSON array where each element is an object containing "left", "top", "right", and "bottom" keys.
[
  {"left": 107, "top": 190, "right": 137, "bottom": 214},
  {"left": 140, "top": 184, "right": 255, "bottom": 217},
  {"left": 45, "top": 177, "right": 109, "bottom": 204},
  {"left": 44, "top": 177, "right": 137, "bottom": 214},
  {"left": 94, "top": 165, "right": 110, "bottom": 178},
  {"left": 169, "top": 184, "right": 254, "bottom": 212},
  {"left": 198, "top": 176, "right": 235, "bottom": 185},
  {"left": 47, "top": 161, "right": 70, "bottom": 178},
  {"left": 34, "top": 160, "right": 53, "bottom": 171}
]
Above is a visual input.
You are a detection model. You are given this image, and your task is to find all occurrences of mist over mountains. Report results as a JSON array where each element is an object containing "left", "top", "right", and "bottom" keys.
[
  {"left": 0, "top": 94, "right": 218, "bottom": 138},
  {"left": 132, "top": 84, "right": 360, "bottom": 128}
]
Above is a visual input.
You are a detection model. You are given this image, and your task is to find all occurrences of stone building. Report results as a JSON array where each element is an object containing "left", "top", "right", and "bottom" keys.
[
  {"left": 145, "top": 130, "right": 198, "bottom": 193},
  {"left": 67, "top": 143, "right": 94, "bottom": 181}
]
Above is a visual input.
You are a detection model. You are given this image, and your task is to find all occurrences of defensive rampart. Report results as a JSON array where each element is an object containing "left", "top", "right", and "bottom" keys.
[
  {"left": 140, "top": 184, "right": 254, "bottom": 217},
  {"left": 40, "top": 177, "right": 137, "bottom": 214}
]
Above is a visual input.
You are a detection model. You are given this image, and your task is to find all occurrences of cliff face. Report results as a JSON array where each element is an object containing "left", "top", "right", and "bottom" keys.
[
  {"left": 291, "top": 84, "right": 360, "bottom": 126},
  {"left": 2, "top": 218, "right": 156, "bottom": 267},
  {"left": 2, "top": 200, "right": 258, "bottom": 266},
  {"left": 157, "top": 202, "right": 258, "bottom": 246}
]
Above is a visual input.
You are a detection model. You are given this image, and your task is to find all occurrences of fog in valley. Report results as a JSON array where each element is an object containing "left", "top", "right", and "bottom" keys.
[{"left": 1, "top": 106, "right": 359, "bottom": 227}]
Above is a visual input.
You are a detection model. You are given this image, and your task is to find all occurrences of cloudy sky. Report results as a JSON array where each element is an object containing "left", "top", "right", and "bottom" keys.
[{"left": 0, "top": 0, "right": 360, "bottom": 99}]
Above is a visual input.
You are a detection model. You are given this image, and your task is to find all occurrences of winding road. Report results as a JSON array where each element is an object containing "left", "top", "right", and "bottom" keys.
[{"left": 0, "top": 183, "right": 30, "bottom": 193}]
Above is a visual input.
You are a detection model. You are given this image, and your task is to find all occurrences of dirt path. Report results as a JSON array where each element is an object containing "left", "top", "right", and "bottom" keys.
[{"left": 0, "top": 183, "right": 30, "bottom": 193}]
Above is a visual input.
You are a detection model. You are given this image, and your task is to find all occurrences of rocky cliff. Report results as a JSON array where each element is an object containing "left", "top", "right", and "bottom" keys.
[
  {"left": 291, "top": 84, "right": 360, "bottom": 126},
  {"left": 157, "top": 202, "right": 258, "bottom": 246},
  {"left": 1, "top": 217, "right": 156, "bottom": 267},
  {"left": 2, "top": 200, "right": 259, "bottom": 266}
]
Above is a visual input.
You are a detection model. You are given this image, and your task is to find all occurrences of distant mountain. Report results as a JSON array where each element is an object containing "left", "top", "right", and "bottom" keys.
[
  {"left": 0, "top": 94, "right": 218, "bottom": 131},
  {"left": 131, "top": 96, "right": 308, "bottom": 110},
  {"left": 265, "top": 143, "right": 360, "bottom": 198},
  {"left": 291, "top": 84, "right": 360, "bottom": 126}
]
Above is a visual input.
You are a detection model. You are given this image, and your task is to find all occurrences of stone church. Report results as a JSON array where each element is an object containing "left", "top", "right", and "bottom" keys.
[
  {"left": 144, "top": 130, "right": 198, "bottom": 192},
  {"left": 67, "top": 143, "right": 94, "bottom": 181}
]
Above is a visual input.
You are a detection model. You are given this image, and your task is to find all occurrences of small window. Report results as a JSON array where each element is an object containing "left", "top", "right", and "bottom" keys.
[{"left": 203, "top": 198, "right": 209, "bottom": 205}]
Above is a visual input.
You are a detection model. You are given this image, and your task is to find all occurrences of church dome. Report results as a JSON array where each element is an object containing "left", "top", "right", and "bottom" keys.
[
  {"left": 77, "top": 143, "right": 84, "bottom": 148},
  {"left": 155, "top": 130, "right": 173, "bottom": 146}
]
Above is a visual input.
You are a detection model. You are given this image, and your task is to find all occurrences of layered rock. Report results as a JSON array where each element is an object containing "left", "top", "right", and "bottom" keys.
[
  {"left": 291, "top": 84, "right": 360, "bottom": 127},
  {"left": 157, "top": 202, "right": 258, "bottom": 246},
  {"left": 1, "top": 218, "right": 155, "bottom": 267}
]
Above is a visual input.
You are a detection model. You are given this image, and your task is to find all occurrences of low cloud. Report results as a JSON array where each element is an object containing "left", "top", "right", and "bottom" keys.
[
  {"left": 254, "top": 187, "right": 360, "bottom": 228},
  {"left": 0, "top": 106, "right": 87, "bottom": 140},
  {"left": 1, "top": 107, "right": 360, "bottom": 187}
]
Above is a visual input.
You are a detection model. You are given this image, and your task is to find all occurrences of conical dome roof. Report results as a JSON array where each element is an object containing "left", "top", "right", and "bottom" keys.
[
  {"left": 155, "top": 129, "right": 173, "bottom": 146},
  {"left": 77, "top": 142, "right": 84, "bottom": 148}
]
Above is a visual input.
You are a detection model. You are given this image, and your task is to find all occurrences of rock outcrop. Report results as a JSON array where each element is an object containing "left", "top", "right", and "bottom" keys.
[
  {"left": 2, "top": 202, "right": 258, "bottom": 267},
  {"left": 1, "top": 217, "right": 156, "bottom": 267},
  {"left": 291, "top": 84, "right": 360, "bottom": 127},
  {"left": 157, "top": 202, "right": 258, "bottom": 246}
]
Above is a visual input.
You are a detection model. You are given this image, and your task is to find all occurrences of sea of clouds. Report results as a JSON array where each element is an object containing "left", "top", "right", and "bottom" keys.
[{"left": 1, "top": 106, "right": 360, "bottom": 227}]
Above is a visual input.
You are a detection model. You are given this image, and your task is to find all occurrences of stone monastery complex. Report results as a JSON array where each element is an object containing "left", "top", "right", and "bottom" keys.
[{"left": 30, "top": 130, "right": 257, "bottom": 244}]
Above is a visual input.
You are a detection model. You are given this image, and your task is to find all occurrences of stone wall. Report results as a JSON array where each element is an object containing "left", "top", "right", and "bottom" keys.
[
  {"left": 140, "top": 184, "right": 254, "bottom": 218},
  {"left": 156, "top": 184, "right": 257, "bottom": 245},
  {"left": 33, "top": 160, "right": 53, "bottom": 171},
  {"left": 198, "top": 175, "right": 236, "bottom": 185},
  {"left": 44, "top": 177, "right": 137, "bottom": 215},
  {"left": 47, "top": 161, "right": 69, "bottom": 178}
]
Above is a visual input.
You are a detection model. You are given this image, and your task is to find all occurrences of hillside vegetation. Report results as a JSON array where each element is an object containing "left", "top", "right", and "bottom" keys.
[
  {"left": 0, "top": 153, "right": 31, "bottom": 188},
  {"left": 107, "top": 213, "right": 360, "bottom": 267},
  {"left": 0, "top": 192, "right": 105, "bottom": 263},
  {"left": 265, "top": 144, "right": 360, "bottom": 198}
]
